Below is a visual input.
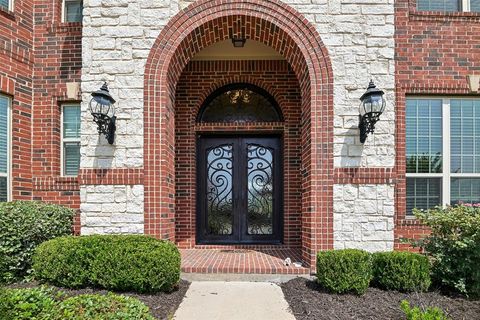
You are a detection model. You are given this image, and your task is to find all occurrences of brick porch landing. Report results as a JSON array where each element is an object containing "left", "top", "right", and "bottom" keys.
[{"left": 180, "top": 248, "right": 310, "bottom": 275}]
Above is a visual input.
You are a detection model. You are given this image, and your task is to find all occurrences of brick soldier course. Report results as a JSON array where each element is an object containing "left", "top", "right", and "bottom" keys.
[{"left": 1, "top": 0, "right": 478, "bottom": 272}]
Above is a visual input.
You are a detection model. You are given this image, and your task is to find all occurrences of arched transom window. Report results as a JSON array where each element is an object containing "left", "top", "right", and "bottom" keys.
[{"left": 197, "top": 83, "right": 283, "bottom": 123}]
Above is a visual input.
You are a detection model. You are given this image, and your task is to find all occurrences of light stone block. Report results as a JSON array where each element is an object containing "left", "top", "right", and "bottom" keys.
[
  {"left": 333, "top": 184, "right": 394, "bottom": 252},
  {"left": 80, "top": 185, "right": 144, "bottom": 235}
]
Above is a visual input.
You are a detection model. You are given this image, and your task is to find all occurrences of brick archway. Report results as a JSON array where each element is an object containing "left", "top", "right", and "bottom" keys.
[{"left": 144, "top": 0, "right": 334, "bottom": 267}]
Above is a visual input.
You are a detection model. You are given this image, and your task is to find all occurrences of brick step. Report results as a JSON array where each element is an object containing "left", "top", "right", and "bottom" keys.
[{"left": 180, "top": 248, "right": 310, "bottom": 275}]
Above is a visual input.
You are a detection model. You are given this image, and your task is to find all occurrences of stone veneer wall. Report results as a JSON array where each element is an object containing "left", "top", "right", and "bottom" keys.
[
  {"left": 80, "top": 185, "right": 144, "bottom": 234},
  {"left": 81, "top": 0, "right": 395, "bottom": 169},
  {"left": 80, "top": 0, "right": 396, "bottom": 250},
  {"left": 333, "top": 184, "right": 395, "bottom": 251}
]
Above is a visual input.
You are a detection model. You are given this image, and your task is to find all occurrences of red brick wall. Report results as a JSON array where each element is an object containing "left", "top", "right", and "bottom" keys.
[
  {"left": 0, "top": 1, "right": 34, "bottom": 200},
  {"left": 174, "top": 60, "right": 302, "bottom": 249},
  {"left": 394, "top": 0, "right": 480, "bottom": 249},
  {"left": 0, "top": 2, "right": 81, "bottom": 231},
  {"left": 30, "top": 0, "right": 82, "bottom": 214}
]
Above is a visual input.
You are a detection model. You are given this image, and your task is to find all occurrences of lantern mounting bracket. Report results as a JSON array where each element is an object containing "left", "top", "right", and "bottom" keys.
[{"left": 359, "top": 112, "right": 381, "bottom": 144}]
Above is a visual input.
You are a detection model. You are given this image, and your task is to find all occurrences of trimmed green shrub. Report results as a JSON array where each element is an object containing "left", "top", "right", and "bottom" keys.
[
  {"left": 51, "top": 293, "right": 155, "bottom": 320},
  {"left": 400, "top": 300, "right": 449, "bottom": 320},
  {"left": 316, "top": 249, "right": 373, "bottom": 295},
  {"left": 0, "top": 287, "right": 155, "bottom": 320},
  {"left": 372, "top": 251, "right": 431, "bottom": 292},
  {"left": 413, "top": 205, "right": 480, "bottom": 297},
  {"left": 0, "top": 201, "right": 74, "bottom": 284},
  {"left": 33, "top": 235, "right": 181, "bottom": 293},
  {"left": 0, "top": 287, "right": 57, "bottom": 320}
]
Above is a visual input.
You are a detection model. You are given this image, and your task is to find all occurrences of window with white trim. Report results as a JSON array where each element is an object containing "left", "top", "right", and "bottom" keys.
[
  {"left": 0, "top": 95, "right": 10, "bottom": 202},
  {"left": 417, "top": 0, "right": 480, "bottom": 12},
  {"left": 0, "top": 0, "right": 13, "bottom": 11},
  {"left": 63, "top": 0, "right": 83, "bottom": 23},
  {"left": 62, "top": 104, "right": 81, "bottom": 176},
  {"left": 406, "top": 98, "right": 480, "bottom": 215}
]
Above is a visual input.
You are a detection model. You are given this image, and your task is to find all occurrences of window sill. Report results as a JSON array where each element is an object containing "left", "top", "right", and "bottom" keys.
[
  {"left": 398, "top": 217, "right": 425, "bottom": 227},
  {"left": 32, "top": 176, "right": 80, "bottom": 192},
  {"left": 410, "top": 9, "right": 480, "bottom": 22},
  {"left": 0, "top": 7, "right": 15, "bottom": 21},
  {"left": 47, "top": 22, "right": 82, "bottom": 35}
]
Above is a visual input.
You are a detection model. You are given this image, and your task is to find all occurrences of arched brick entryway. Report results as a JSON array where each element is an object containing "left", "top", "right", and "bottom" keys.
[{"left": 144, "top": 0, "right": 334, "bottom": 268}]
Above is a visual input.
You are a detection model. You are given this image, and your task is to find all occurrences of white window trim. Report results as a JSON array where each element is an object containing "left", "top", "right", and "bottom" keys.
[
  {"left": 61, "top": 0, "right": 82, "bottom": 23},
  {"left": 61, "top": 104, "right": 81, "bottom": 177},
  {"left": 406, "top": 96, "right": 480, "bottom": 214},
  {"left": 0, "top": 95, "right": 11, "bottom": 201}
]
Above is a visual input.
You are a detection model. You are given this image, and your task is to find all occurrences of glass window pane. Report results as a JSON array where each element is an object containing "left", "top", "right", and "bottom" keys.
[
  {"left": 0, "top": 96, "right": 8, "bottom": 175},
  {"left": 65, "top": 0, "right": 83, "bottom": 23},
  {"left": 0, "top": 0, "right": 9, "bottom": 10},
  {"left": 63, "top": 105, "right": 81, "bottom": 139},
  {"left": 451, "top": 178, "right": 480, "bottom": 206},
  {"left": 406, "top": 178, "right": 442, "bottom": 216},
  {"left": 417, "top": 0, "right": 459, "bottom": 11},
  {"left": 472, "top": 0, "right": 480, "bottom": 12},
  {"left": 206, "top": 144, "right": 233, "bottom": 235},
  {"left": 0, "top": 177, "right": 7, "bottom": 202},
  {"left": 450, "top": 99, "right": 480, "bottom": 173},
  {"left": 247, "top": 144, "right": 274, "bottom": 235},
  {"left": 64, "top": 142, "right": 80, "bottom": 176},
  {"left": 199, "top": 84, "right": 282, "bottom": 123},
  {"left": 406, "top": 99, "right": 443, "bottom": 173}
]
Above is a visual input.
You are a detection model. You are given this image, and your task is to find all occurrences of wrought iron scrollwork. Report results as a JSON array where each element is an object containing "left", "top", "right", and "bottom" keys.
[
  {"left": 206, "top": 144, "right": 233, "bottom": 235},
  {"left": 247, "top": 144, "right": 274, "bottom": 235}
]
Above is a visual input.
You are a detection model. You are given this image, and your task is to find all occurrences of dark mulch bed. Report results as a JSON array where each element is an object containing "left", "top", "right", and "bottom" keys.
[
  {"left": 281, "top": 278, "right": 480, "bottom": 320},
  {"left": 7, "top": 280, "right": 190, "bottom": 320}
]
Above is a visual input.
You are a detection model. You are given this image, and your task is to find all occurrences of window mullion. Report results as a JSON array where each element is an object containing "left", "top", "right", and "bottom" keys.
[
  {"left": 442, "top": 98, "right": 451, "bottom": 206},
  {"left": 463, "top": 0, "right": 470, "bottom": 11}
]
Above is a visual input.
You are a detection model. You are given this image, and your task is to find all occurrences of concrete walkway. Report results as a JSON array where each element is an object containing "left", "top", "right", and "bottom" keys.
[{"left": 174, "top": 281, "right": 296, "bottom": 320}]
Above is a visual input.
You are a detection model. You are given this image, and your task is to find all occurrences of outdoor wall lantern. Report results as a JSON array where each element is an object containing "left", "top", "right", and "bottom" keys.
[
  {"left": 89, "top": 82, "right": 116, "bottom": 145},
  {"left": 358, "top": 80, "right": 386, "bottom": 143}
]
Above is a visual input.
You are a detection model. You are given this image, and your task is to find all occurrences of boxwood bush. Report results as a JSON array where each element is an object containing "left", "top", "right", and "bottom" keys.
[
  {"left": 33, "top": 235, "right": 181, "bottom": 293},
  {"left": 372, "top": 251, "right": 431, "bottom": 292},
  {"left": 413, "top": 205, "right": 480, "bottom": 297},
  {"left": 0, "top": 287, "right": 154, "bottom": 320},
  {"left": 0, "top": 201, "right": 74, "bottom": 284},
  {"left": 316, "top": 249, "right": 373, "bottom": 295}
]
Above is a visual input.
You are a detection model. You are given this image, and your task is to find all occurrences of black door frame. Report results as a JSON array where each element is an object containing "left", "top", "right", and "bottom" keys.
[{"left": 196, "top": 134, "right": 284, "bottom": 245}]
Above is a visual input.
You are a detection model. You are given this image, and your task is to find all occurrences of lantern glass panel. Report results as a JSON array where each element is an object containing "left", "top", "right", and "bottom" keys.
[{"left": 364, "top": 93, "right": 385, "bottom": 114}]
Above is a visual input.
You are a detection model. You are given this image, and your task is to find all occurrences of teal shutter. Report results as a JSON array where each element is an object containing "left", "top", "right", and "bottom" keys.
[{"left": 63, "top": 105, "right": 81, "bottom": 176}]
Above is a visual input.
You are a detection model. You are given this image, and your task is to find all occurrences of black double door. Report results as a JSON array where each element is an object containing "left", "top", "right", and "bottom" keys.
[{"left": 197, "top": 136, "right": 283, "bottom": 244}]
